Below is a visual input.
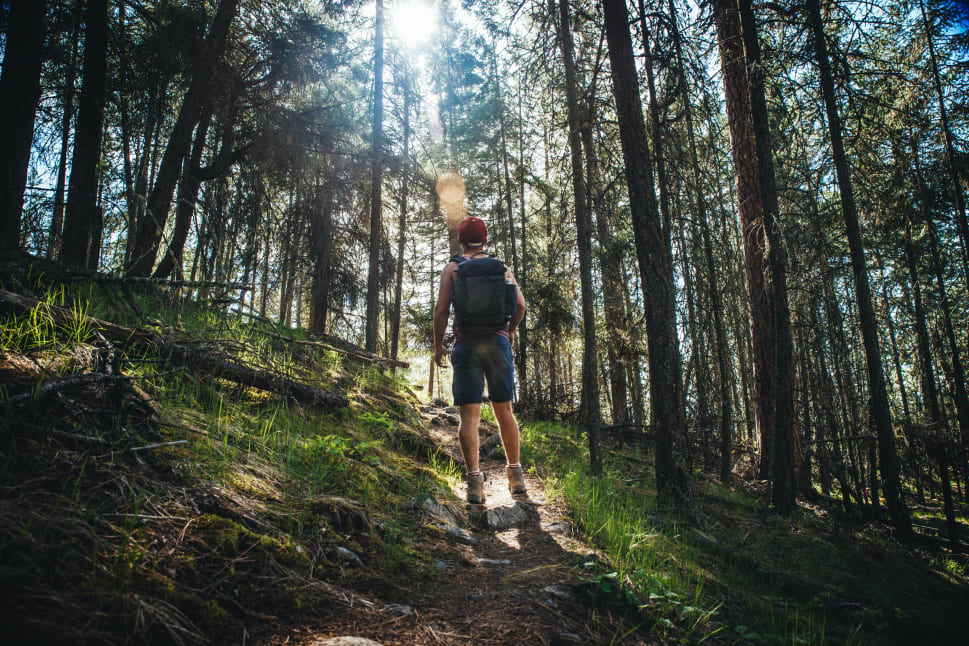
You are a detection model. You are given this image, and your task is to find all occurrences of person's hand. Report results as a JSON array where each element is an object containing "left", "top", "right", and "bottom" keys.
[
  {"left": 434, "top": 344, "right": 447, "bottom": 368},
  {"left": 508, "top": 330, "right": 515, "bottom": 345}
]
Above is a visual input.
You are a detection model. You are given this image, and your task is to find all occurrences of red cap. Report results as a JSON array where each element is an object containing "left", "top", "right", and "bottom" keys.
[{"left": 457, "top": 216, "right": 487, "bottom": 247}]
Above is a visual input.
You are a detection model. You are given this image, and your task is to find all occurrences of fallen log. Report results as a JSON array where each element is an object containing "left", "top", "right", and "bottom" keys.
[
  {"left": 0, "top": 255, "right": 250, "bottom": 291},
  {"left": 5, "top": 373, "right": 111, "bottom": 405},
  {"left": 0, "top": 289, "right": 348, "bottom": 409},
  {"left": 261, "top": 329, "right": 410, "bottom": 370},
  {"left": 231, "top": 308, "right": 409, "bottom": 369}
]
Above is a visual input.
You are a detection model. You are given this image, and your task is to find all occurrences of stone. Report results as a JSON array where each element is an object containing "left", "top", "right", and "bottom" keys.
[
  {"left": 430, "top": 416, "right": 447, "bottom": 427},
  {"left": 443, "top": 413, "right": 460, "bottom": 425},
  {"left": 541, "top": 585, "right": 578, "bottom": 602},
  {"left": 411, "top": 495, "right": 464, "bottom": 527},
  {"left": 433, "top": 559, "right": 451, "bottom": 572},
  {"left": 548, "top": 523, "right": 574, "bottom": 534},
  {"left": 419, "top": 405, "right": 435, "bottom": 414},
  {"left": 432, "top": 397, "right": 449, "bottom": 407},
  {"left": 384, "top": 603, "right": 414, "bottom": 616},
  {"left": 477, "top": 558, "right": 511, "bottom": 566},
  {"left": 309, "top": 496, "right": 373, "bottom": 535},
  {"left": 446, "top": 525, "right": 476, "bottom": 545},
  {"left": 311, "top": 639, "right": 383, "bottom": 646},
  {"left": 335, "top": 546, "right": 364, "bottom": 567},
  {"left": 445, "top": 406, "right": 458, "bottom": 414},
  {"left": 480, "top": 434, "right": 502, "bottom": 454},
  {"left": 479, "top": 503, "right": 530, "bottom": 530}
]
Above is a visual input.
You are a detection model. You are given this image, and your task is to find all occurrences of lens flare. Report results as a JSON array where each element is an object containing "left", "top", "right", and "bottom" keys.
[{"left": 436, "top": 171, "right": 466, "bottom": 227}]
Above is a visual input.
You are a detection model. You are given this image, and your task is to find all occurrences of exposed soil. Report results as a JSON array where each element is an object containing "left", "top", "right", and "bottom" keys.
[{"left": 275, "top": 405, "right": 655, "bottom": 646}]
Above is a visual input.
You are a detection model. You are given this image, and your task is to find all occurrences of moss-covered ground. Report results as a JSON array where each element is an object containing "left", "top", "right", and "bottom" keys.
[
  {"left": 0, "top": 281, "right": 460, "bottom": 644},
  {"left": 1, "top": 280, "right": 967, "bottom": 645}
]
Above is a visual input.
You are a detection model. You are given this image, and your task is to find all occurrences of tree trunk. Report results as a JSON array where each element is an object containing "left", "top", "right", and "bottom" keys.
[
  {"left": 711, "top": 0, "right": 776, "bottom": 482},
  {"left": 670, "top": 0, "right": 733, "bottom": 482},
  {"left": 0, "top": 0, "right": 46, "bottom": 254},
  {"left": 516, "top": 87, "right": 530, "bottom": 404},
  {"left": 735, "top": 0, "right": 796, "bottom": 514},
  {"left": 904, "top": 219, "right": 958, "bottom": 540},
  {"left": 152, "top": 106, "right": 213, "bottom": 279},
  {"left": 875, "top": 253, "right": 911, "bottom": 419},
  {"left": 602, "top": 0, "right": 693, "bottom": 506},
  {"left": 127, "top": 0, "right": 239, "bottom": 276},
  {"left": 61, "top": 0, "right": 109, "bottom": 268},
  {"left": 807, "top": 0, "right": 911, "bottom": 537},
  {"left": 555, "top": 0, "right": 602, "bottom": 476},
  {"left": 914, "top": 150, "right": 969, "bottom": 492},
  {"left": 49, "top": 4, "right": 79, "bottom": 259},
  {"left": 581, "top": 97, "right": 628, "bottom": 427},
  {"left": 309, "top": 175, "right": 334, "bottom": 336},
  {"left": 364, "top": 0, "right": 385, "bottom": 353},
  {"left": 391, "top": 79, "right": 411, "bottom": 363},
  {"left": 125, "top": 85, "right": 161, "bottom": 267}
]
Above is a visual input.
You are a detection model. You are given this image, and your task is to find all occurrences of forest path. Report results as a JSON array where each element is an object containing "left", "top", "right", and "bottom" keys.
[{"left": 287, "top": 402, "right": 651, "bottom": 646}]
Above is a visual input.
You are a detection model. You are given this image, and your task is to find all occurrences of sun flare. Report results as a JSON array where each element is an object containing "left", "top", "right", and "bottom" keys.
[{"left": 389, "top": 0, "right": 439, "bottom": 49}]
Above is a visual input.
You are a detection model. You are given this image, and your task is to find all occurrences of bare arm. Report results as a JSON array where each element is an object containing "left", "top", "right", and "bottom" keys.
[
  {"left": 433, "top": 261, "right": 457, "bottom": 367},
  {"left": 506, "top": 270, "right": 526, "bottom": 341}
]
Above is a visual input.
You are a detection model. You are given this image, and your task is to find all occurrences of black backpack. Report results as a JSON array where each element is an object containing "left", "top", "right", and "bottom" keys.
[{"left": 450, "top": 253, "right": 518, "bottom": 334}]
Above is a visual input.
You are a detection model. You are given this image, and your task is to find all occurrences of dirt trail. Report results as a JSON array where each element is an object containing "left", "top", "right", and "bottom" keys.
[{"left": 286, "top": 404, "right": 651, "bottom": 646}]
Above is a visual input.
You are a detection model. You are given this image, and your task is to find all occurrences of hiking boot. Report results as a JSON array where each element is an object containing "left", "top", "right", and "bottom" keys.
[
  {"left": 506, "top": 465, "right": 526, "bottom": 495},
  {"left": 466, "top": 472, "right": 485, "bottom": 504}
]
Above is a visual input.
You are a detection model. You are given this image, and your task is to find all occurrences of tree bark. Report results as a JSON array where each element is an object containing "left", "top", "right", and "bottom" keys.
[
  {"left": 364, "top": 0, "right": 385, "bottom": 354},
  {"left": 556, "top": 0, "right": 602, "bottom": 476},
  {"left": 736, "top": 0, "right": 796, "bottom": 514},
  {"left": 516, "top": 87, "right": 530, "bottom": 404},
  {"left": 391, "top": 80, "right": 411, "bottom": 362},
  {"left": 581, "top": 97, "right": 628, "bottom": 428},
  {"left": 0, "top": 0, "right": 46, "bottom": 255},
  {"left": 61, "top": 0, "right": 108, "bottom": 269},
  {"left": 49, "top": 4, "right": 79, "bottom": 260},
  {"left": 711, "top": 0, "right": 776, "bottom": 482},
  {"left": 152, "top": 106, "right": 213, "bottom": 279},
  {"left": 903, "top": 220, "right": 958, "bottom": 540},
  {"left": 807, "top": 0, "right": 911, "bottom": 537},
  {"left": 602, "top": 0, "right": 693, "bottom": 506},
  {"left": 127, "top": 0, "right": 239, "bottom": 276},
  {"left": 669, "top": 0, "right": 733, "bottom": 481}
]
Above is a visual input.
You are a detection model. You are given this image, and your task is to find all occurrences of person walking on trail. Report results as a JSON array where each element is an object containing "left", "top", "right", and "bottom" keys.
[{"left": 433, "top": 216, "right": 527, "bottom": 504}]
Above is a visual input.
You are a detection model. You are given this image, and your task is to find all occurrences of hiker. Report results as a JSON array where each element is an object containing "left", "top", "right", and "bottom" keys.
[{"left": 433, "top": 216, "right": 527, "bottom": 504}]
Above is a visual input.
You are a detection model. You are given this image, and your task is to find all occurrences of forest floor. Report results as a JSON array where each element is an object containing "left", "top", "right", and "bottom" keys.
[
  {"left": 280, "top": 404, "right": 650, "bottom": 646},
  {"left": 2, "top": 275, "right": 968, "bottom": 645}
]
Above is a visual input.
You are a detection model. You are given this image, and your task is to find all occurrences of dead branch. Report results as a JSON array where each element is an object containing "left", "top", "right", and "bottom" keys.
[
  {"left": 49, "top": 429, "right": 109, "bottom": 445},
  {"left": 129, "top": 440, "right": 188, "bottom": 452},
  {"left": 0, "top": 289, "right": 348, "bottom": 409},
  {"left": 5, "top": 373, "right": 110, "bottom": 405}
]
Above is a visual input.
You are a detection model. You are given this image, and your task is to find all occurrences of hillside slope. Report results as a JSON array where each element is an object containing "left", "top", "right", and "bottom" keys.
[{"left": 2, "top": 280, "right": 968, "bottom": 645}]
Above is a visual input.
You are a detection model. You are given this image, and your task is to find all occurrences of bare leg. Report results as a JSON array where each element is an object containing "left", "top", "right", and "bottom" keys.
[
  {"left": 492, "top": 401, "right": 520, "bottom": 465},
  {"left": 458, "top": 403, "right": 481, "bottom": 472}
]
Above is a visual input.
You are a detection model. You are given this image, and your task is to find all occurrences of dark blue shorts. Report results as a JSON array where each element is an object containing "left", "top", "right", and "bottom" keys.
[{"left": 451, "top": 335, "right": 515, "bottom": 405}]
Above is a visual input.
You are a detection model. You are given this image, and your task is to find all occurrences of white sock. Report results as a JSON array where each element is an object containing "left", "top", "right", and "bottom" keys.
[
  {"left": 467, "top": 470, "right": 481, "bottom": 477},
  {"left": 507, "top": 463, "right": 521, "bottom": 469}
]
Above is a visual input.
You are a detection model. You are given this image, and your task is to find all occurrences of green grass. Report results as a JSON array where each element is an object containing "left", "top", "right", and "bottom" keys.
[
  {"left": 0, "top": 280, "right": 460, "bottom": 644},
  {"left": 520, "top": 422, "right": 969, "bottom": 645}
]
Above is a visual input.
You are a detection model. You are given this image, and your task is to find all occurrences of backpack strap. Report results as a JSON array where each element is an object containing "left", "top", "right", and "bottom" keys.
[{"left": 450, "top": 251, "right": 493, "bottom": 266}]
